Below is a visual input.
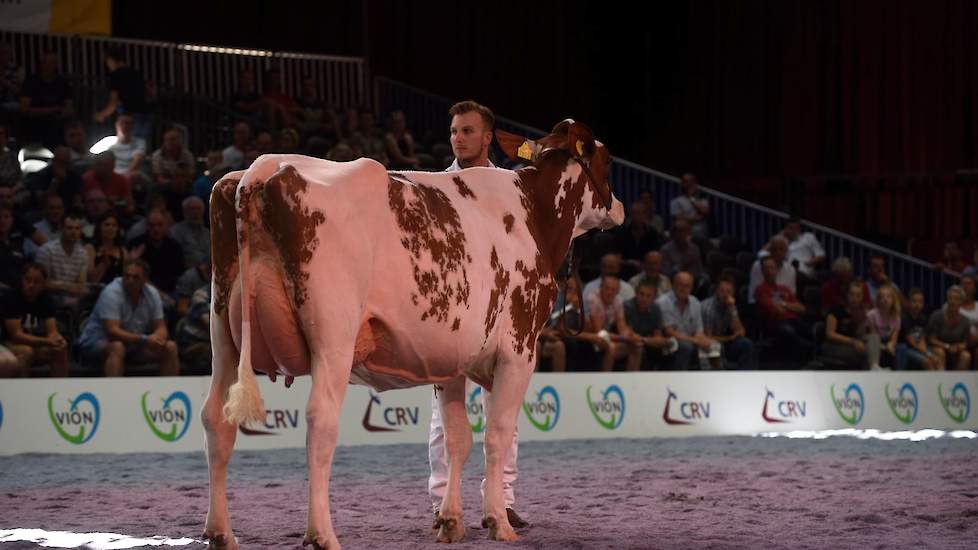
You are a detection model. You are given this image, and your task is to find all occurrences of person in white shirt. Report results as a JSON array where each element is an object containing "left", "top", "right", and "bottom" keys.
[
  {"left": 583, "top": 253, "right": 635, "bottom": 303},
  {"left": 670, "top": 173, "right": 710, "bottom": 239},
  {"left": 748, "top": 236, "right": 796, "bottom": 304},
  {"left": 107, "top": 113, "right": 146, "bottom": 180},
  {"left": 778, "top": 217, "right": 825, "bottom": 281}
]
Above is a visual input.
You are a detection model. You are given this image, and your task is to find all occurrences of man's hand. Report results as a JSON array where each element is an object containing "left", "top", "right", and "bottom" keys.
[{"left": 852, "top": 339, "right": 866, "bottom": 353}]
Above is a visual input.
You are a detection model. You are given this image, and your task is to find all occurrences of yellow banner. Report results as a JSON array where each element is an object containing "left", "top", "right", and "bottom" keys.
[{"left": 49, "top": 0, "right": 112, "bottom": 35}]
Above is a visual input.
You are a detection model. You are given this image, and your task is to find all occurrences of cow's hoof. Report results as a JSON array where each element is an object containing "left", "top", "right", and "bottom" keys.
[
  {"left": 484, "top": 516, "right": 519, "bottom": 542},
  {"left": 302, "top": 532, "right": 340, "bottom": 550},
  {"left": 202, "top": 530, "right": 237, "bottom": 549},
  {"left": 435, "top": 515, "right": 465, "bottom": 543}
]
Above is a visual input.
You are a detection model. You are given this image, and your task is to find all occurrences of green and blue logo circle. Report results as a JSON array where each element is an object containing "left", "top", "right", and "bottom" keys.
[
  {"left": 938, "top": 383, "right": 971, "bottom": 423},
  {"left": 141, "top": 391, "right": 192, "bottom": 442},
  {"left": 885, "top": 383, "right": 918, "bottom": 425},
  {"left": 522, "top": 386, "right": 560, "bottom": 431},
  {"left": 47, "top": 392, "right": 100, "bottom": 444},
  {"left": 830, "top": 383, "right": 864, "bottom": 425},
  {"left": 467, "top": 386, "right": 485, "bottom": 433},
  {"left": 586, "top": 384, "right": 625, "bottom": 430}
]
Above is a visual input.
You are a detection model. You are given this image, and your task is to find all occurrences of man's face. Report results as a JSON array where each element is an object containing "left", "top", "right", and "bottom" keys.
[
  {"left": 962, "top": 278, "right": 976, "bottom": 300},
  {"left": 715, "top": 281, "right": 733, "bottom": 303},
  {"left": 636, "top": 285, "right": 656, "bottom": 310},
  {"left": 947, "top": 292, "right": 963, "bottom": 312},
  {"left": 122, "top": 264, "right": 147, "bottom": 295},
  {"left": 770, "top": 241, "right": 788, "bottom": 263},
  {"left": 682, "top": 174, "right": 697, "bottom": 194},
  {"left": 163, "top": 130, "right": 181, "bottom": 153},
  {"left": 0, "top": 187, "right": 14, "bottom": 208},
  {"left": 761, "top": 259, "right": 778, "bottom": 283},
  {"left": 21, "top": 268, "right": 45, "bottom": 300},
  {"left": 672, "top": 222, "right": 690, "bottom": 243},
  {"left": 909, "top": 293, "right": 925, "bottom": 316},
  {"left": 0, "top": 209, "right": 11, "bottom": 233},
  {"left": 85, "top": 192, "right": 109, "bottom": 218},
  {"left": 847, "top": 284, "right": 864, "bottom": 307},
  {"left": 600, "top": 255, "right": 621, "bottom": 276},
  {"left": 233, "top": 123, "right": 251, "bottom": 145},
  {"left": 869, "top": 258, "right": 885, "bottom": 281},
  {"left": 644, "top": 253, "right": 662, "bottom": 276},
  {"left": 784, "top": 222, "right": 801, "bottom": 241},
  {"left": 61, "top": 218, "right": 81, "bottom": 244},
  {"left": 673, "top": 274, "right": 693, "bottom": 300},
  {"left": 183, "top": 200, "right": 204, "bottom": 224},
  {"left": 45, "top": 197, "right": 64, "bottom": 223},
  {"left": 64, "top": 126, "right": 85, "bottom": 150},
  {"left": 147, "top": 214, "right": 167, "bottom": 241},
  {"left": 599, "top": 277, "right": 619, "bottom": 305},
  {"left": 116, "top": 116, "right": 134, "bottom": 137},
  {"left": 450, "top": 111, "right": 489, "bottom": 165}
]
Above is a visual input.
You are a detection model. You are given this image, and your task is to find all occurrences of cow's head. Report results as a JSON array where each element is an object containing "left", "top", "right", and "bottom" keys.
[{"left": 496, "top": 119, "right": 625, "bottom": 235}]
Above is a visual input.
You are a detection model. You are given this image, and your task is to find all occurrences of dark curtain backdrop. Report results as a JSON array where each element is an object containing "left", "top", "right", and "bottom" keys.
[{"left": 113, "top": 0, "right": 978, "bottom": 179}]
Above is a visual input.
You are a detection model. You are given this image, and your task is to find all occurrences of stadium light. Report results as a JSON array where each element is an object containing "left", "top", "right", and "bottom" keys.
[{"left": 90, "top": 135, "right": 117, "bottom": 155}]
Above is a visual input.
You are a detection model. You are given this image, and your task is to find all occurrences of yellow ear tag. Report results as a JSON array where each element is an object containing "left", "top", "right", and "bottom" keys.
[
  {"left": 576, "top": 140, "right": 585, "bottom": 156},
  {"left": 517, "top": 141, "right": 533, "bottom": 160}
]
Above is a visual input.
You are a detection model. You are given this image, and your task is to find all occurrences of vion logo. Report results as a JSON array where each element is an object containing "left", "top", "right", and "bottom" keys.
[
  {"left": 762, "top": 388, "right": 807, "bottom": 423},
  {"left": 239, "top": 408, "right": 301, "bottom": 436},
  {"left": 47, "top": 392, "right": 100, "bottom": 444},
  {"left": 662, "top": 388, "right": 710, "bottom": 425},
  {"left": 586, "top": 385, "right": 625, "bottom": 430},
  {"left": 939, "top": 383, "right": 971, "bottom": 423},
  {"left": 141, "top": 391, "right": 192, "bottom": 442},
  {"left": 361, "top": 391, "right": 420, "bottom": 433},
  {"left": 522, "top": 386, "right": 560, "bottom": 431},
  {"left": 467, "top": 386, "right": 485, "bottom": 433},
  {"left": 830, "top": 383, "right": 864, "bottom": 425},
  {"left": 885, "top": 383, "right": 919, "bottom": 425}
]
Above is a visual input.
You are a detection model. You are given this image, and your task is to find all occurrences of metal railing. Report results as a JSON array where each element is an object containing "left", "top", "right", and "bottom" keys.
[{"left": 376, "top": 77, "right": 960, "bottom": 306}]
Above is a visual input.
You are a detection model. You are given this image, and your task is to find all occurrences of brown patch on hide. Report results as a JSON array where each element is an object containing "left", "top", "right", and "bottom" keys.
[
  {"left": 452, "top": 176, "right": 477, "bottom": 199},
  {"left": 508, "top": 254, "right": 557, "bottom": 361},
  {"left": 388, "top": 175, "right": 471, "bottom": 326},
  {"left": 260, "top": 165, "right": 326, "bottom": 309},
  {"left": 503, "top": 213, "right": 515, "bottom": 233},
  {"left": 210, "top": 175, "right": 241, "bottom": 315},
  {"left": 483, "top": 247, "right": 510, "bottom": 342}
]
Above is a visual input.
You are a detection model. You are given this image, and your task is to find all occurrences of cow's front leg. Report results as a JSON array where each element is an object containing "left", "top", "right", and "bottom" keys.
[
  {"left": 202, "top": 314, "right": 240, "bottom": 550},
  {"left": 481, "top": 361, "right": 533, "bottom": 542},
  {"left": 304, "top": 348, "right": 353, "bottom": 550},
  {"left": 434, "top": 376, "right": 472, "bottom": 543}
]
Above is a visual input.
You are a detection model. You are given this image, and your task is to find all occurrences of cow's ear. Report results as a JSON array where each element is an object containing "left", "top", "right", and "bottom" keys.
[
  {"left": 495, "top": 128, "right": 538, "bottom": 163},
  {"left": 567, "top": 121, "right": 596, "bottom": 159}
]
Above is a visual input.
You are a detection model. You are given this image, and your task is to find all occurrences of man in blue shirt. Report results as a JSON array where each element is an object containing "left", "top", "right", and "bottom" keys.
[{"left": 77, "top": 258, "right": 179, "bottom": 376}]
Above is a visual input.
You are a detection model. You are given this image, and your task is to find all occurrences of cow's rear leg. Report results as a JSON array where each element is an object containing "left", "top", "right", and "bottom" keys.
[
  {"left": 434, "top": 376, "right": 472, "bottom": 543},
  {"left": 303, "top": 346, "right": 354, "bottom": 550},
  {"left": 481, "top": 361, "right": 533, "bottom": 542},
  {"left": 202, "top": 309, "right": 240, "bottom": 549}
]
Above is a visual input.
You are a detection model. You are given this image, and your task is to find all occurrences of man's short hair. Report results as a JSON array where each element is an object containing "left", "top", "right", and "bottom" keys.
[
  {"left": 947, "top": 285, "right": 966, "bottom": 301},
  {"left": 22, "top": 262, "right": 47, "bottom": 279},
  {"left": 831, "top": 257, "right": 853, "bottom": 273},
  {"left": 717, "top": 273, "right": 737, "bottom": 287},
  {"left": 636, "top": 278, "right": 658, "bottom": 293},
  {"left": 908, "top": 287, "right": 925, "bottom": 299},
  {"left": 124, "top": 258, "right": 151, "bottom": 278},
  {"left": 785, "top": 216, "right": 801, "bottom": 227},
  {"left": 760, "top": 256, "right": 778, "bottom": 269},
  {"left": 449, "top": 100, "right": 495, "bottom": 132}
]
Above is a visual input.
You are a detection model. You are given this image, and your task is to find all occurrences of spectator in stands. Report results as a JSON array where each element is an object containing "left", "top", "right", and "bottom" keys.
[
  {"left": 356, "top": 109, "right": 388, "bottom": 166},
  {"left": 823, "top": 280, "right": 881, "bottom": 370},
  {"left": 94, "top": 48, "right": 151, "bottom": 140},
  {"left": 585, "top": 275, "right": 643, "bottom": 371},
  {"left": 80, "top": 188, "right": 111, "bottom": 240},
  {"left": 176, "top": 281, "right": 212, "bottom": 369},
  {"left": 702, "top": 275, "right": 754, "bottom": 369},
  {"left": 637, "top": 191, "right": 664, "bottom": 234},
  {"left": 821, "top": 257, "right": 870, "bottom": 313},
  {"left": 27, "top": 146, "right": 82, "bottom": 211},
  {"left": 385, "top": 110, "right": 421, "bottom": 169},
  {"left": 670, "top": 173, "right": 710, "bottom": 240},
  {"left": 536, "top": 315, "right": 567, "bottom": 372},
  {"left": 279, "top": 127, "right": 301, "bottom": 155},
  {"left": 0, "top": 42, "right": 24, "bottom": 117},
  {"left": 261, "top": 68, "right": 296, "bottom": 130},
  {"left": 255, "top": 131, "right": 275, "bottom": 155},
  {"left": 19, "top": 51, "right": 74, "bottom": 148},
  {"left": 84, "top": 213, "right": 127, "bottom": 287},
  {"left": 222, "top": 121, "right": 252, "bottom": 170},
  {"left": 542, "top": 277, "right": 606, "bottom": 371},
  {"left": 0, "top": 206, "right": 27, "bottom": 291},
  {"left": 1, "top": 263, "right": 69, "bottom": 377},
  {"left": 614, "top": 202, "right": 663, "bottom": 268},
  {"left": 0, "top": 185, "right": 44, "bottom": 251},
  {"left": 957, "top": 274, "right": 978, "bottom": 335},
  {"left": 866, "top": 254, "right": 901, "bottom": 303},
  {"left": 293, "top": 76, "right": 338, "bottom": 141},
  {"left": 31, "top": 194, "right": 65, "bottom": 243},
  {"left": 192, "top": 150, "right": 228, "bottom": 203},
  {"left": 867, "top": 284, "right": 901, "bottom": 369},
  {"left": 964, "top": 250, "right": 978, "bottom": 277},
  {"left": 63, "top": 120, "right": 94, "bottom": 172},
  {"left": 130, "top": 209, "right": 184, "bottom": 306},
  {"left": 749, "top": 236, "right": 796, "bottom": 304},
  {"left": 939, "top": 241, "right": 967, "bottom": 273},
  {"left": 107, "top": 113, "right": 148, "bottom": 183},
  {"left": 160, "top": 162, "right": 194, "bottom": 222},
  {"left": 151, "top": 128, "right": 195, "bottom": 188},
  {"left": 897, "top": 288, "right": 941, "bottom": 370},
  {"left": 660, "top": 218, "right": 705, "bottom": 286},
  {"left": 755, "top": 255, "right": 811, "bottom": 363},
  {"left": 126, "top": 194, "right": 174, "bottom": 242},
  {"left": 35, "top": 214, "right": 87, "bottom": 308},
  {"left": 656, "top": 271, "right": 716, "bottom": 370},
  {"left": 76, "top": 258, "right": 179, "bottom": 377},
  {"left": 777, "top": 217, "right": 825, "bottom": 283},
  {"left": 928, "top": 286, "right": 971, "bottom": 370},
  {"left": 169, "top": 196, "right": 209, "bottom": 268},
  {"left": 175, "top": 259, "right": 210, "bottom": 318},
  {"left": 622, "top": 278, "right": 673, "bottom": 370},
  {"left": 0, "top": 123, "right": 22, "bottom": 189},
  {"left": 629, "top": 250, "right": 672, "bottom": 297},
  {"left": 227, "top": 69, "right": 264, "bottom": 126},
  {"left": 82, "top": 151, "right": 134, "bottom": 216},
  {"left": 584, "top": 253, "right": 635, "bottom": 302}
]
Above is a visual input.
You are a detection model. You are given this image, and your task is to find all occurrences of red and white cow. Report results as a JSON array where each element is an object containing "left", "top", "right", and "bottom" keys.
[{"left": 201, "top": 120, "right": 624, "bottom": 549}]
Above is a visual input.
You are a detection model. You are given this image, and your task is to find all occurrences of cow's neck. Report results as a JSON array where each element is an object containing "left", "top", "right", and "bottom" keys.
[{"left": 515, "top": 155, "right": 586, "bottom": 277}]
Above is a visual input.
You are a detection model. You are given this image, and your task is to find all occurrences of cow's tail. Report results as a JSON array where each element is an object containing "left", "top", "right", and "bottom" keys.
[{"left": 223, "top": 184, "right": 266, "bottom": 426}]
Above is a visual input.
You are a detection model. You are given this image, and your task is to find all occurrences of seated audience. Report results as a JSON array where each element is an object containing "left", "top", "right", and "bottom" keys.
[
  {"left": 897, "top": 288, "right": 941, "bottom": 370},
  {"left": 777, "top": 217, "right": 825, "bottom": 283},
  {"left": 35, "top": 214, "right": 87, "bottom": 308},
  {"left": 621, "top": 278, "right": 673, "bottom": 370},
  {"left": 129, "top": 209, "right": 184, "bottom": 306},
  {"left": 755, "top": 256, "right": 811, "bottom": 363},
  {"left": 670, "top": 173, "right": 710, "bottom": 239},
  {"left": 84, "top": 213, "right": 128, "bottom": 286},
  {"left": 82, "top": 151, "right": 134, "bottom": 215},
  {"left": 866, "top": 284, "right": 901, "bottom": 368},
  {"left": 656, "top": 271, "right": 717, "bottom": 369},
  {"left": 176, "top": 283, "right": 211, "bottom": 369},
  {"left": 27, "top": 146, "right": 83, "bottom": 210},
  {"left": 169, "top": 196, "right": 209, "bottom": 267},
  {"left": 0, "top": 205, "right": 27, "bottom": 290},
  {"left": 660, "top": 218, "right": 705, "bottom": 285},
  {"left": 928, "top": 286, "right": 972, "bottom": 371},
  {"left": 1, "top": 263, "right": 69, "bottom": 377},
  {"left": 384, "top": 110, "right": 421, "bottom": 169},
  {"left": 628, "top": 250, "right": 672, "bottom": 297},
  {"left": 749, "top": 236, "right": 796, "bottom": 304},
  {"left": 583, "top": 253, "right": 635, "bottom": 303},
  {"left": 702, "top": 275, "right": 754, "bottom": 369},
  {"left": 821, "top": 257, "right": 870, "bottom": 313},
  {"left": 151, "top": 128, "right": 195, "bottom": 188},
  {"left": 585, "top": 275, "right": 643, "bottom": 371},
  {"left": 823, "top": 280, "right": 880, "bottom": 370},
  {"left": 866, "top": 254, "right": 901, "bottom": 303}
]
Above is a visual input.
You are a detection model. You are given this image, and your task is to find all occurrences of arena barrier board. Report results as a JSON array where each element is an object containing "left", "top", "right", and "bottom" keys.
[{"left": 0, "top": 372, "right": 975, "bottom": 455}]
